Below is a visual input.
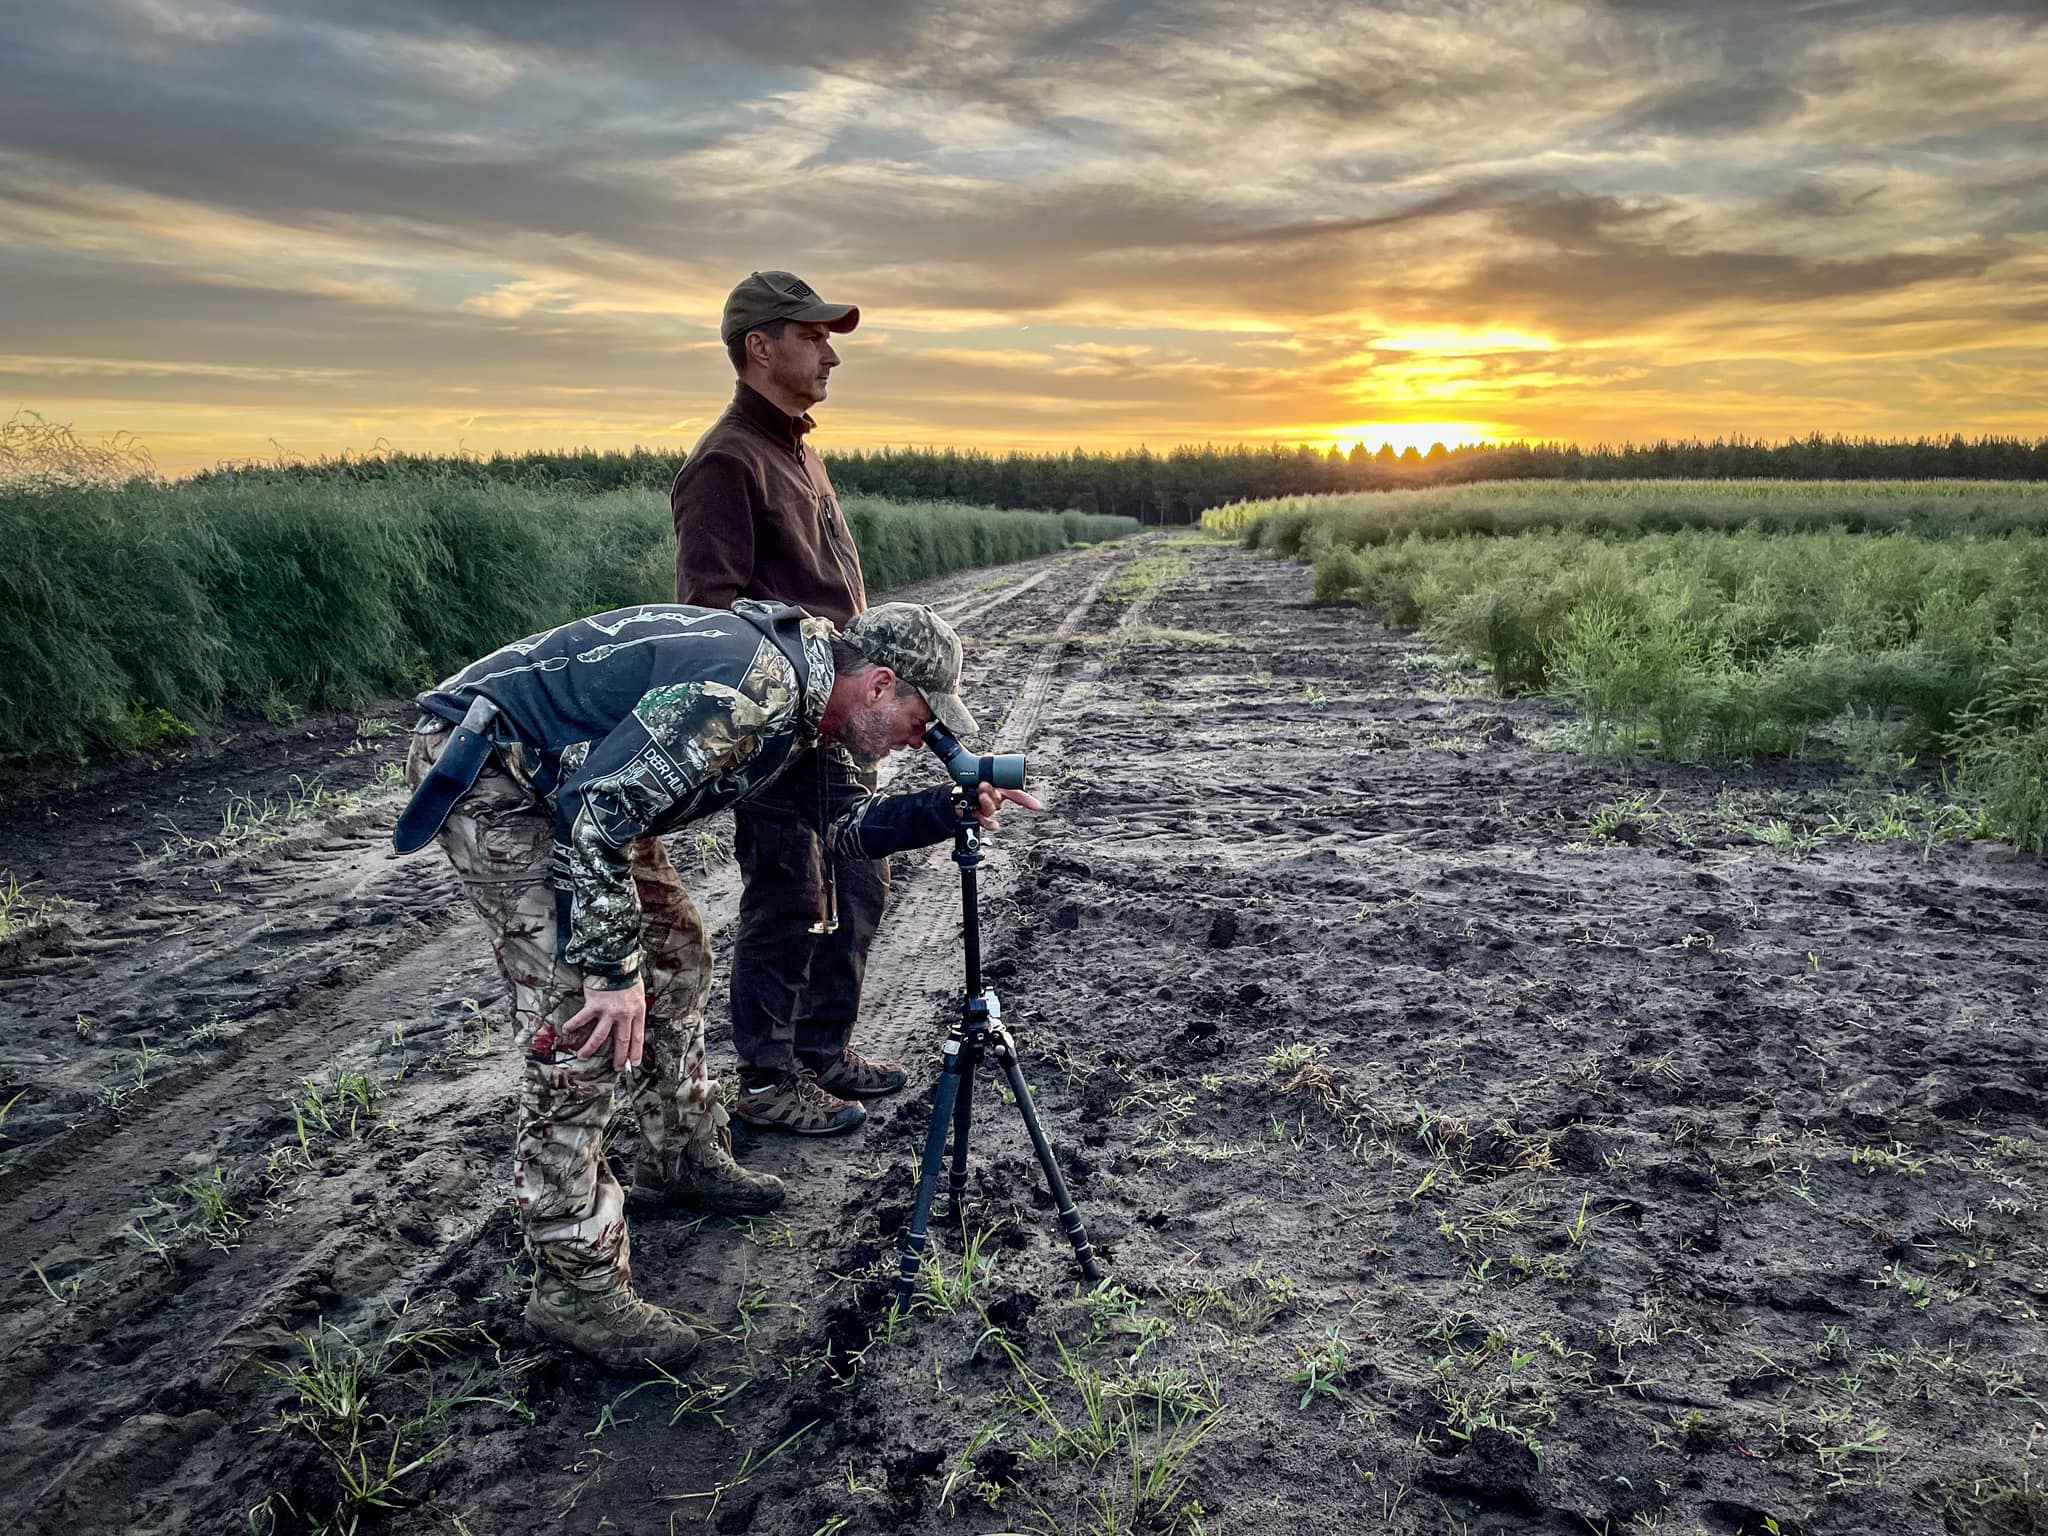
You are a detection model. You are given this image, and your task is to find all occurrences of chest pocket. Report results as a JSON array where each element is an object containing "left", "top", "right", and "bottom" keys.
[{"left": 803, "top": 467, "right": 861, "bottom": 581}]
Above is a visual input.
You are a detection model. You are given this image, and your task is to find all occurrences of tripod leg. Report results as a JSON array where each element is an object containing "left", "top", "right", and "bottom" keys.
[
  {"left": 945, "top": 1047, "right": 976, "bottom": 1219},
  {"left": 893, "top": 1044, "right": 965, "bottom": 1310},
  {"left": 993, "top": 1044, "right": 1103, "bottom": 1285}
]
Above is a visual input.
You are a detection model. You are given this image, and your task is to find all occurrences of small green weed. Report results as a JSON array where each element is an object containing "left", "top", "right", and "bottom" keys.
[
  {"left": 921, "top": 1224, "right": 1001, "bottom": 1314},
  {"left": 179, "top": 1165, "right": 249, "bottom": 1249},
  {"left": 1851, "top": 1142, "right": 1927, "bottom": 1179},
  {"left": 1265, "top": 1042, "right": 1319, "bottom": 1074},
  {"left": 1287, "top": 1324, "right": 1351, "bottom": 1409},
  {"left": 996, "top": 1332, "right": 1223, "bottom": 1534},
  {"left": 1589, "top": 792, "right": 1661, "bottom": 843},
  {"left": 0, "top": 1085, "right": 26, "bottom": 1139}
]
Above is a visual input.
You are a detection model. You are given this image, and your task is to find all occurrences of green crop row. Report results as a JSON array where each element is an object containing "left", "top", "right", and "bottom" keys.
[
  {"left": 0, "top": 476, "right": 1134, "bottom": 760},
  {"left": 1220, "top": 483, "right": 2047, "bottom": 851},
  {"left": 1205, "top": 479, "right": 2048, "bottom": 549}
]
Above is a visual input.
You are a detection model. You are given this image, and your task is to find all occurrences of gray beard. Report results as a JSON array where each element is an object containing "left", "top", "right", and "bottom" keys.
[{"left": 832, "top": 706, "right": 895, "bottom": 764}]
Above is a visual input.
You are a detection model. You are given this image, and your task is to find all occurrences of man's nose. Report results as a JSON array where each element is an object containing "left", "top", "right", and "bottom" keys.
[{"left": 821, "top": 343, "right": 839, "bottom": 367}]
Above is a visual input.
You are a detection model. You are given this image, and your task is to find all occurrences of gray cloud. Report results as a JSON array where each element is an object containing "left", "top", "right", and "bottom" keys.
[
  {"left": 1433, "top": 190, "right": 2008, "bottom": 335},
  {"left": 1611, "top": 74, "right": 1809, "bottom": 138},
  {"left": 1773, "top": 181, "right": 1886, "bottom": 220}
]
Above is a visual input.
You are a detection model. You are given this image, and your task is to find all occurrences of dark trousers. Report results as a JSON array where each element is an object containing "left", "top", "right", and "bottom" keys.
[{"left": 730, "top": 746, "right": 889, "bottom": 1074}]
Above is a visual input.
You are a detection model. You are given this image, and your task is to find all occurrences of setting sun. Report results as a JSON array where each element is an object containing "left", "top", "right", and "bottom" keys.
[{"left": 1315, "top": 421, "right": 1504, "bottom": 455}]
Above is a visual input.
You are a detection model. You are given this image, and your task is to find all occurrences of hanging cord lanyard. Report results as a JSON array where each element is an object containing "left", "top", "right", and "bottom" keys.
[
  {"left": 809, "top": 745, "right": 840, "bottom": 935},
  {"left": 786, "top": 428, "right": 843, "bottom": 937}
]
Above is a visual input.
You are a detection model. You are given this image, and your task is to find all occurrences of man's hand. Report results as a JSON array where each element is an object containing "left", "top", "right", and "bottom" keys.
[
  {"left": 564, "top": 977, "right": 647, "bottom": 1070},
  {"left": 973, "top": 783, "right": 1044, "bottom": 833}
]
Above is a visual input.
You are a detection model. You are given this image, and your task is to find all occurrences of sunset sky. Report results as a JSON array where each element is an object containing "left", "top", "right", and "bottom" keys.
[{"left": 3, "top": 0, "right": 2045, "bottom": 474}]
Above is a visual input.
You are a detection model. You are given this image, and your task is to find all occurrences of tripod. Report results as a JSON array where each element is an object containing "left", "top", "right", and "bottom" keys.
[{"left": 892, "top": 789, "right": 1103, "bottom": 1309}]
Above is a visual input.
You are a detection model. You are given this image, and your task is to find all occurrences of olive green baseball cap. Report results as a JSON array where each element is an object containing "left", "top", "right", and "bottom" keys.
[
  {"left": 720, "top": 270, "right": 860, "bottom": 345},
  {"left": 842, "top": 602, "right": 977, "bottom": 738}
]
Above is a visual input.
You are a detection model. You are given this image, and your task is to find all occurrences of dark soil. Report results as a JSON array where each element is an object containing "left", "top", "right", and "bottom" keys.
[{"left": 1, "top": 537, "right": 2042, "bottom": 1536}]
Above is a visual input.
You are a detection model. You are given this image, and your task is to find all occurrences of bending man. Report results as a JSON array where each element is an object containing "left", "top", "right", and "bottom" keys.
[{"left": 393, "top": 600, "right": 1037, "bottom": 1367}]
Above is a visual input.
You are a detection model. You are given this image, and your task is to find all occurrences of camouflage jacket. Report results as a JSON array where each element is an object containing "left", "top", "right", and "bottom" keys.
[{"left": 416, "top": 600, "right": 954, "bottom": 983}]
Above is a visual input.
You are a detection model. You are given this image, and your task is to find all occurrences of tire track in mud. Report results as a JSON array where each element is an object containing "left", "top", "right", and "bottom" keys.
[
  {"left": 988, "top": 549, "right": 1131, "bottom": 750},
  {"left": 0, "top": 538, "right": 1151, "bottom": 1536},
  {"left": 927, "top": 561, "right": 1055, "bottom": 623},
  {"left": 0, "top": 856, "right": 462, "bottom": 1207},
  {"left": 0, "top": 875, "right": 519, "bottom": 1414}
]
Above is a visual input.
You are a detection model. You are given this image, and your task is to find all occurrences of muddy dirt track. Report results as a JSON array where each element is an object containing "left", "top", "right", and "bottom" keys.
[{"left": 2, "top": 536, "right": 2044, "bottom": 1536}]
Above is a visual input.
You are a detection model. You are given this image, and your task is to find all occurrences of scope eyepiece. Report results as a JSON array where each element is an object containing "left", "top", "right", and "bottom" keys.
[{"left": 924, "top": 722, "right": 1027, "bottom": 792}]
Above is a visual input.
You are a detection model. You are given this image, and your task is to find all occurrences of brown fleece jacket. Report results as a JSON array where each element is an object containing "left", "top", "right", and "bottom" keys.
[{"left": 670, "top": 382, "right": 867, "bottom": 626}]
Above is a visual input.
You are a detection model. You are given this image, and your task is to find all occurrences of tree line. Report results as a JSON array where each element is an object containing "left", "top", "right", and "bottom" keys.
[
  {"left": 187, "top": 433, "right": 2048, "bottom": 523},
  {"left": 830, "top": 435, "right": 2048, "bottom": 523}
]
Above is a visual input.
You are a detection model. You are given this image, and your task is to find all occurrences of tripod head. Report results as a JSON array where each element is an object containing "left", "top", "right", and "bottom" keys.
[{"left": 924, "top": 722, "right": 1026, "bottom": 792}]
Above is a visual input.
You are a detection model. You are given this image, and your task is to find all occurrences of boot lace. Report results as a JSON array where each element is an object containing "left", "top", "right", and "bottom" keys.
[{"left": 790, "top": 1067, "right": 848, "bottom": 1109}]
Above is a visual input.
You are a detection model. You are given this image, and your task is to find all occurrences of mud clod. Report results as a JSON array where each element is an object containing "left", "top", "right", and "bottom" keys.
[
  {"left": 714, "top": 1491, "right": 762, "bottom": 1532},
  {"left": 1420, "top": 1427, "right": 1543, "bottom": 1514},
  {"left": 887, "top": 1448, "right": 944, "bottom": 1492},
  {"left": 984, "top": 1290, "right": 1039, "bottom": 1332}
]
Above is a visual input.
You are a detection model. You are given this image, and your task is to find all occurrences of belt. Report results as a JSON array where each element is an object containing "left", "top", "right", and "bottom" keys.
[{"left": 393, "top": 695, "right": 501, "bottom": 854}]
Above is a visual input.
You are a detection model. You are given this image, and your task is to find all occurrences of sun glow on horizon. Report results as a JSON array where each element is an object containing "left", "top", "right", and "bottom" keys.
[{"left": 1314, "top": 421, "right": 1505, "bottom": 455}]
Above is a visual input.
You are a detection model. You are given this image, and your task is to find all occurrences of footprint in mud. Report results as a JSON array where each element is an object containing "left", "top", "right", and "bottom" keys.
[
  {"left": 98, "top": 1326, "right": 165, "bottom": 1366},
  {"left": 1418, "top": 1426, "right": 1544, "bottom": 1516}
]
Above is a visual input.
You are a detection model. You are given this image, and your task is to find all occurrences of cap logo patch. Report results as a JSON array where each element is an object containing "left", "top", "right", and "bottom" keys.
[{"left": 782, "top": 279, "right": 816, "bottom": 299}]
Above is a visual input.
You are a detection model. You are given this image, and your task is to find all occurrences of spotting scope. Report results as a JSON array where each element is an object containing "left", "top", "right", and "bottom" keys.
[{"left": 924, "top": 722, "right": 1026, "bottom": 792}]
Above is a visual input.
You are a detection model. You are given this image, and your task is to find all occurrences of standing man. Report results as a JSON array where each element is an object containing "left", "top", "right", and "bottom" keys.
[
  {"left": 395, "top": 598, "right": 1038, "bottom": 1365},
  {"left": 671, "top": 270, "right": 901, "bottom": 1136}
]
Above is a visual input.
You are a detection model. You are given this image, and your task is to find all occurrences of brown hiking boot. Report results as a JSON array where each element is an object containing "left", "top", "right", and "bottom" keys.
[
  {"left": 806, "top": 1047, "right": 909, "bottom": 1098},
  {"left": 633, "top": 1106, "right": 786, "bottom": 1215},
  {"left": 523, "top": 1272, "right": 699, "bottom": 1369},
  {"left": 732, "top": 1067, "right": 866, "bottom": 1136}
]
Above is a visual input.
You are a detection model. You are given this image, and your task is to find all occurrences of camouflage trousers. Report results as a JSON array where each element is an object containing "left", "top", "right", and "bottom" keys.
[{"left": 407, "top": 720, "right": 717, "bottom": 1300}]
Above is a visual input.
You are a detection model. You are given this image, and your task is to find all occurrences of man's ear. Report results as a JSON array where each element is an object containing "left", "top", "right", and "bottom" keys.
[{"left": 868, "top": 666, "right": 897, "bottom": 705}]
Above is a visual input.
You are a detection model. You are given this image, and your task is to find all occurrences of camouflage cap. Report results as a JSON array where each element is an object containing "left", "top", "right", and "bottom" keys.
[
  {"left": 720, "top": 270, "right": 860, "bottom": 345},
  {"left": 842, "top": 602, "right": 977, "bottom": 738}
]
